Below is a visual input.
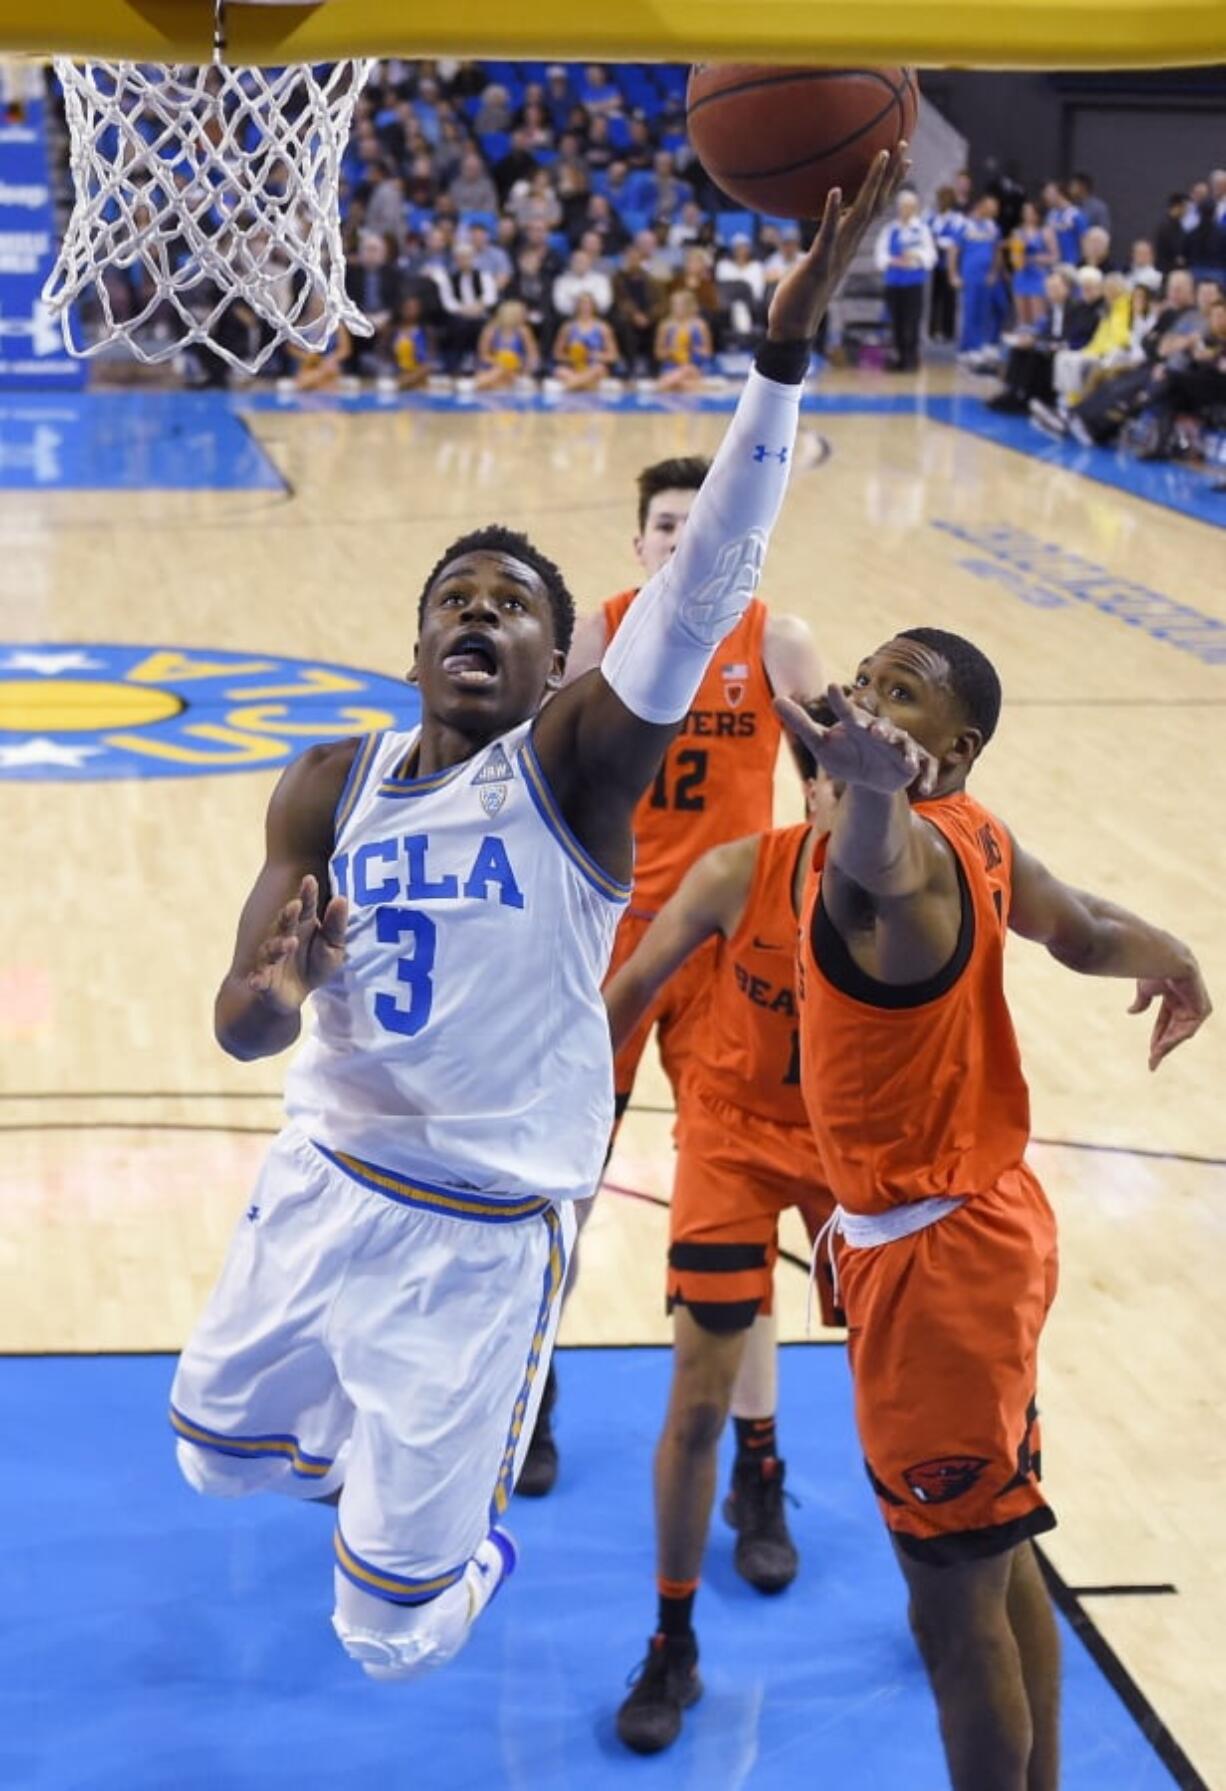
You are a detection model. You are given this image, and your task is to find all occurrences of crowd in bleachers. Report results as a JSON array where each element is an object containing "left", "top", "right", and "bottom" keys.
[{"left": 58, "top": 53, "right": 1226, "bottom": 456}]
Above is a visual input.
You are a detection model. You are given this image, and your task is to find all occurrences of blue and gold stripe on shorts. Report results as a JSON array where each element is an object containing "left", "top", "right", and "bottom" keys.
[
  {"left": 314, "top": 1145, "right": 551, "bottom": 1224},
  {"left": 169, "top": 1405, "right": 334, "bottom": 1479},
  {"left": 490, "top": 1206, "right": 566, "bottom": 1518},
  {"left": 519, "top": 737, "right": 632, "bottom": 903},
  {"left": 334, "top": 1528, "right": 468, "bottom": 1606}
]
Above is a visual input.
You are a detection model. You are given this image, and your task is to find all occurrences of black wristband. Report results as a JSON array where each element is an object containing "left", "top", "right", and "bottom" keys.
[{"left": 753, "top": 338, "right": 811, "bottom": 384}]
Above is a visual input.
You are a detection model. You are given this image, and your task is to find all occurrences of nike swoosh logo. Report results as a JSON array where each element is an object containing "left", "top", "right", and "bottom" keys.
[{"left": 752, "top": 936, "right": 787, "bottom": 951}]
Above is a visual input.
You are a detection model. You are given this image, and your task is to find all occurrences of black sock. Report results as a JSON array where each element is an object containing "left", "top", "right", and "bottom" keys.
[
  {"left": 656, "top": 1579, "right": 698, "bottom": 1640},
  {"left": 734, "top": 1415, "right": 777, "bottom": 1465}
]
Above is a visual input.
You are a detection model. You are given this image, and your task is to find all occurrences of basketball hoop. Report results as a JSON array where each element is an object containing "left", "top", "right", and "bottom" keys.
[{"left": 42, "top": 2, "right": 375, "bottom": 372}]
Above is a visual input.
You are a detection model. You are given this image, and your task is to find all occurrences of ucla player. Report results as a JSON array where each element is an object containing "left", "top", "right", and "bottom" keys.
[{"left": 170, "top": 145, "right": 909, "bottom": 1687}]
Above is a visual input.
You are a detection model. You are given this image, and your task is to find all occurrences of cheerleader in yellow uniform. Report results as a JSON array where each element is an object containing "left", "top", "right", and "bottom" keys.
[
  {"left": 552, "top": 292, "right": 619, "bottom": 392},
  {"left": 653, "top": 290, "right": 714, "bottom": 393},
  {"left": 474, "top": 300, "right": 540, "bottom": 392},
  {"left": 394, "top": 296, "right": 434, "bottom": 391}
]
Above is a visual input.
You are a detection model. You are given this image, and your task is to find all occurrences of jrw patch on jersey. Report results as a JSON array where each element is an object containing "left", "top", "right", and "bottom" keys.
[{"left": 471, "top": 742, "right": 515, "bottom": 815}]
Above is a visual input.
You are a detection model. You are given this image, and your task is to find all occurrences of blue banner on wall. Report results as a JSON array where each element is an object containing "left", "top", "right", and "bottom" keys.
[{"left": 0, "top": 94, "right": 85, "bottom": 389}]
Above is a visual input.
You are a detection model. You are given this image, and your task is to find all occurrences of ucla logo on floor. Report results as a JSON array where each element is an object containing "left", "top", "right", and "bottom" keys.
[{"left": 0, "top": 643, "right": 420, "bottom": 780}]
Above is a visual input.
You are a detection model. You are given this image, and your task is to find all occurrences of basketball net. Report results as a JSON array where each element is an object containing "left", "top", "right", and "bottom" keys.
[{"left": 43, "top": 3, "right": 375, "bottom": 372}]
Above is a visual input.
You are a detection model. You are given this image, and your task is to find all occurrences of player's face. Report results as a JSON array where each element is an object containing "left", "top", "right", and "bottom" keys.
[
  {"left": 635, "top": 488, "right": 697, "bottom": 577},
  {"left": 413, "top": 551, "right": 564, "bottom": 736},
  {"left": 847, "top": 639, "right": 979, "bottom": 782}
]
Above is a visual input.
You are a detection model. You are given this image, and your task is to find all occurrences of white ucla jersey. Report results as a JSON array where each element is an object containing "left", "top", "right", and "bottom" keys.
[{"left": 283, "top": 719, "right": 630, "bottom": 1203}]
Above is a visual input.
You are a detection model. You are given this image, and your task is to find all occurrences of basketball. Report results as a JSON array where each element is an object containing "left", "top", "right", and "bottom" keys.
[{"left": 685, "top": 65, "right": 919, "bottom": 219}]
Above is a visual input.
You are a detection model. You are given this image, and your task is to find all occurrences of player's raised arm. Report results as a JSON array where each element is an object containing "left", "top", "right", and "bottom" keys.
[
  {"left": 532, "top": 147, "right": 908, "bottom": 879},
  {"left": 604, "top": 837, "right": 759, "bottom": 1049},
  {"left": 214, "top": 741, "right": 355, "bottom": 1061},
  {"left": 1006, "top": 834, "right": 1211, "bottom": 1069}
]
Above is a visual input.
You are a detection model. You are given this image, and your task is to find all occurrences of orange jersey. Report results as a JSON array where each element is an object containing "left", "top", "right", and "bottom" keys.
[
  {"left": 602, "top": 589, "right": 781, "bottom": 914},
  {"left": 798, "top": 792, "right": 1031, "bottom": 1215},
  {"left": 692, "top": 822, "right": 811, "bottom": 1125}
]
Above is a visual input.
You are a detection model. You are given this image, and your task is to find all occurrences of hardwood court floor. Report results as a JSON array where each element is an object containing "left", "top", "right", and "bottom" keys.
[{"left": 1, "top": 371, "right": 1222, "bottom": 1785}]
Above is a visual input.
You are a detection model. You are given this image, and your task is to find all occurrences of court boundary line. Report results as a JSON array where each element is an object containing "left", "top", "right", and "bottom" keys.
[{"left": 0, "top": 1341, "right": 1207, "bottom": 1787}]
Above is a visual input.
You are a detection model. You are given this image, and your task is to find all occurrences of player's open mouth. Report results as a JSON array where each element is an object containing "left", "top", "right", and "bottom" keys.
[{"left": 442, "top": 633, "right": 499, "bottom": 686}]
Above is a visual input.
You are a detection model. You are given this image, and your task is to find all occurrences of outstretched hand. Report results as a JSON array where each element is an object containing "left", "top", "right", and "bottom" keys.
[
  {"left": 1128, "top": 968, "right": 1212, "bottom": 1070},
  {"left": 767, "top": 144, "right": 911, "bottom": 345},
  {"left": 775, "top": 684, "right": 939, "bottom": 797},
  {"left": 247, "top": 874, "right": 349, "bottom": 1016}
]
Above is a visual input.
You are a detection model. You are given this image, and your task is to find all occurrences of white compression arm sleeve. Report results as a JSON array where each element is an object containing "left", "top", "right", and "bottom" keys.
[{"left": 600, "top": 362, "right": 804, "bottom": 724}]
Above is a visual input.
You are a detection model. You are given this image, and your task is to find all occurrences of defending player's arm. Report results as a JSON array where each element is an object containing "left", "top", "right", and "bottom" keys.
[
  {"left": 532, "top": 148, "right": 908, "bottom": 874},
  {"left": 604, "top": 836, "right": 759, "bottom": 1049},
  {"left": 776, "top": 684, "right": 960, "bottom": 983},
  {"left": 1006, "top": 836, "right": 1211, "bottom": 1069},
  {"left": 214, "top": 741, "right": 355, "bottom": 1061}
]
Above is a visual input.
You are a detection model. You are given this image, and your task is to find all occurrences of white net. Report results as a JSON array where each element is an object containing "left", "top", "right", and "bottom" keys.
[{"left": 44, "top": 55, "right": 376, "bottom": 372}]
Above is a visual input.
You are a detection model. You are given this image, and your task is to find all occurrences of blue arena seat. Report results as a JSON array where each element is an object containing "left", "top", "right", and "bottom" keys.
[
  {"left": 715, "top": 210, "right": 757, "bottom": 245},
  {"left": 478, "top": 131, "right": 510, "bottom": 165}
]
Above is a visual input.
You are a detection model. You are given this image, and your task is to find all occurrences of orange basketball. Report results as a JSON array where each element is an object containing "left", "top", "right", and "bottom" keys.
[{"left": 685, "top": 65, "right": 919, "bottom": 219}]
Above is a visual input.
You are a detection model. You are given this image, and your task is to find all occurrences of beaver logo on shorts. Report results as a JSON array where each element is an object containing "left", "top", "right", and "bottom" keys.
[{"left": 904, "top": 1456, "right": 990, "bottom": 1504}]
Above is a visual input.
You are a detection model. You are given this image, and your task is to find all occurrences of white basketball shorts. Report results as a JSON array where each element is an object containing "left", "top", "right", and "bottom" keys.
[{"left": 171, "top": 1127, "right": 573, "bottom": 1607}]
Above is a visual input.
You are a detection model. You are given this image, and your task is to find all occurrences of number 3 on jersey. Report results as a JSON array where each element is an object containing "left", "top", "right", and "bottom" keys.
[{"left": 373, "top": 907, "right": 436, "bottom": 1036}]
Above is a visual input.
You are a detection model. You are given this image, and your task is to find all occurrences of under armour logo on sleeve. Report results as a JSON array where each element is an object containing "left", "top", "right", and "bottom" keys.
[{"left": 753, "top": 443, "right": 789, "bottom": 464}]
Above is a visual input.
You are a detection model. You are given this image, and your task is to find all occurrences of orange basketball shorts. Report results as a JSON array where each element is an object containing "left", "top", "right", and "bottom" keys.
[
  {"left": 606, "top": 910, "right": 717, "bottom": 1113},
  {"left": 667, "top": 1090, "right": 835, "bottom": 1333},
  {"left": 839, "top": 1163, "right": 1059, "bottom": 1563}
]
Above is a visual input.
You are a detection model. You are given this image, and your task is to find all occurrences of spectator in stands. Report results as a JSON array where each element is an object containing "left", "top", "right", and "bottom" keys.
[
  {"left": 654, "top": 289, "right": 714, "bottom": 391},
  {"left": 393, "top": 295, "right": 433, "bottom": 390},
  {"left": 1068, "top": 172, "right": 1110, "bottom": 234},
  {"left": 543, "top": 66, "right": 572, "bottom": 133},
  {"left": 585, "top": 115, "right": 616, "bottom": 174},
  {"left": 953, "top": 193, "right": 1003, "bottom": 358},
  {"left": 1042, "top": 270, "right": 1131, "bottom": 417},
  {"left": 509, "top": 168, "right": 563, "bottom": 234},
  {"left": 986, "top": 270, "right": 1074, "bottom": 412},
  {"left": 611, "top": 237, "right": 665, "bottom": 373},
  {"left": 1128, "top": 239, "right": 1162, "bottom": 290},
  {"left": 1043, "top": 181, "right": 1085, "bottom": 266},
  {"left": 715, "top": 234, "right": 766, "bottom": 304},
  {"left": 1007, "top": 199, "right": 1056, "bottom": 326},
  {"left": 492, "top": 127, "right": 539, "bottom": 202},
  {"left": 1081, "top": 225, "right": 1112, "bottom": 273},
  {"left": 405, "top": 152, "right": 438, "bottom": 210},
  {"left": 555, "top": 140, "right": 592, "bottom": 235},
  {"left": 344, "top": 231, "right": 402, "bottom": 369},
  {"left": 643, "top": 150, "right": 693, "bottom": 222},
  {"left": 574, "top": 193, "right": 630, "bottom": 259},
  {"left": 466, "top": 221, "right": 512, "bottom": 290},
  {"left": 625, "top": 114, "right": 656, "bottom": 172},
  {"left": 952, "top": 169, "right": 974, "bottom": 213},
  {"left": 874, "top": 187, "right": 937, "bottom": 372},
  {"left": 364, "top": 163, "right": 408, "bottom": 251},
  {"left": 509, "top": 244, "right": 557, "bottom": 353},
  {"left": 519, "top": 101, "right": 556, "bottom": 153},
  {"left": 433, "top": 116, "right": 469, "bottom": 190},
  {"left": 667, "top": 200, "right": 711, "bottom": 256},
  {"left": 635, "top": 226, "right": 675, "bottom": 285},
  {"left": 763, "top": 223, "right": 803, "bottom": 292},
  {"left": 448, "top": 149, "right": 499, "bottom": 218},
  {"left": 1130, "top": 294, "right": 1226, "bottom": 458},
  {"left": 551, "top": 291, "right": 620, "bottom": 390},
  {"left": 409, "top": 76, "right": 444, "bottom": 148},
  {"left": 925, "top": 185, "right": 964, "bottom": 342},
  {"left": 578, "top": 65, "right": 621, "bottom": 117},
  {"left": 430, "top": 239, "right": 499, "bottom": 370},
  {"left": 1154, "top": 193, "right": 1190, "bottom": 275},
  {"left": 669, "top": 247, "right": 720, "bottom": 327},
  {"left": 474, "top": 298, "right": 540, "bottom": 391},
  {"left": 473, "top": 82, "right": 512, "bottom": 136},
  {"left": 552, "top": 247, "right": 613, "bottom": 319}
]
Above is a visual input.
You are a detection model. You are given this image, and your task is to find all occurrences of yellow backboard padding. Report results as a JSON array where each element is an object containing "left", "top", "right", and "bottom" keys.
[{"left": 0, "top": 0, "right": 1222, "bottom": 68}]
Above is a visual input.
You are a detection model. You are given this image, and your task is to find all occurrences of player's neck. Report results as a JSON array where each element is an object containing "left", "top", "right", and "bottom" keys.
[{"left": 410, "top": 713, "right": 513, "bottom": 779}]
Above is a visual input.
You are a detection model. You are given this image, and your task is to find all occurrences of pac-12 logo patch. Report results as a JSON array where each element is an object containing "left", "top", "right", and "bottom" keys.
[
  {"left": 903, "top": 1456, "right": 990, "bottom": 1504},
  {"left": 472, "top": 741, "right": 514, "bottom": 815},
  {"left": 0, "top": 643, "right": 419, "bottom": 781}
]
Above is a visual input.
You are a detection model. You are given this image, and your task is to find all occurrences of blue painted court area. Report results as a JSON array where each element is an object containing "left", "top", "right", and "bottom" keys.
[
  {"left": 4, "top": 1346, "right": 1176, "bottom": 1790},
  {"left": 0, "top": 393, "right": 282, "bottom": 490}
]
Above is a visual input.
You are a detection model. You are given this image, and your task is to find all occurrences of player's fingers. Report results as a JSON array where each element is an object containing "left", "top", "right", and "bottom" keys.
[
  {"left": 1127, "top": 986, "right": 1154, "bottom": 1014},
  {"left": 298, "top": 874, "right": 319, "bottom": 922},
  {"left": 272, "top": 897, "right": 303, "bottom": 938},
  {"left": 319, "top": 896, "right": 349, "bottom": 948},
  {"left": 825, "top": 682, "right": 859, "bottom": 726},
  {"left": 773, "top": 694, "right": 826, "bottom": 744}
]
